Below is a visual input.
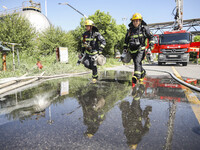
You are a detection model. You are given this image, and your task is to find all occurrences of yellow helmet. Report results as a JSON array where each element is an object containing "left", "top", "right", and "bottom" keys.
[
  {"left": 85, "top": 19, "right": 94, "bottom": 26},
  {"left": 131, "top": 13, "right": 143, "bottom": 20}
]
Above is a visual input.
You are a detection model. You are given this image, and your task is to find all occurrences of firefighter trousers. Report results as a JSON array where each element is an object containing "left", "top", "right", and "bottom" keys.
[
  {"left": 83, "top": 54, "right": 98, "bottom": 79},
  {"left": 131, "top": 49, "right": 146, "bottom": 79}
]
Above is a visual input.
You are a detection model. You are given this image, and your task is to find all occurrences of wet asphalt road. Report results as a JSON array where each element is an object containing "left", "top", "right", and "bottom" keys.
[
  {"left": 106, "top": 62, "right": 200, "bottom": 79},
  {"left": 0, "top": 67, "right": 200, "bottom": 150}
]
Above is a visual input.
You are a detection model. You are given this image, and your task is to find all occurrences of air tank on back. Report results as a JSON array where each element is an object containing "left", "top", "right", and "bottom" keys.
[{"left": 19, "top": 0, "right": 51, "bottom": 33}]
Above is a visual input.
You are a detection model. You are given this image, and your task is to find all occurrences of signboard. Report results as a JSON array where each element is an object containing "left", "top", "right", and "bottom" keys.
[{"left": 59, "top": 47, "right": 68, "bottom": 63}]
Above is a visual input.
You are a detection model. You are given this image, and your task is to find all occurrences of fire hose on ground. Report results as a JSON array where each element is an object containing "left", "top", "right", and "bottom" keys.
[{"left": 145, "top": 69, "right": 200, "bottom": 92}]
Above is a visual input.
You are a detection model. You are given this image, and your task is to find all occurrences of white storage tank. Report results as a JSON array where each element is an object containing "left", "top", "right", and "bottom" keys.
[{"left": 19, "top": 0, "right": 51, "bottom": 33}]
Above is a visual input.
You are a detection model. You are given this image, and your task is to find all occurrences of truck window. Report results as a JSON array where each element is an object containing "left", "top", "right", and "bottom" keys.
[{"left": 159, "top": 33, "right": 190, "bottom": 45}]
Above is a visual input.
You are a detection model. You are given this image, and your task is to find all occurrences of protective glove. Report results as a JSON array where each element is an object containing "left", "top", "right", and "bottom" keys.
[
  {"left": 146, "top": 49, "right": 153, "bottom": 63},
  {"left": 77, "top": 53, "right": 84, "bottom": 66},
  {"left": 78, "top": 53, "right": 84, "bottom": 59},
  {"left": 149, "top": 43, "right": 154, "bottom": 51},
  {"left": 146, "top": 48, "right": 152, "bottom": 55}
]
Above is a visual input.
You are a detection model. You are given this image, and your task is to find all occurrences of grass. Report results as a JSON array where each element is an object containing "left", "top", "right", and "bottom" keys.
[
  {"left": 2, "top": 51, "right": 198, "bottom": 79},
  {"left": 0, "top": 52, "right": 124, "bottom": 79}
]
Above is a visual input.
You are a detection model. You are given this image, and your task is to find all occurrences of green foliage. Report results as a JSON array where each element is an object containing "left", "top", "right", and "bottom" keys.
[
  {"left": 71, "top": 26, "right": 85, "bottom": 53},
  {"left": 0, "top": 14, "right": 36, "bottom": 52},
  {"left": 0, "top": 50, "right": 122, "bottom": 78},
  {"left": 76, "top": 10, "right": 127, "bottom": 56},
  {"left": 0, "top": 10, "right": 128, "bottom": 78},
  {"left": 194, "top": 36, "right": 200, "bottom": 42},
  {"left": 192, "top": 36, "right": 200, "bottom": 63},
  {"left": 37, "top": 26, "right": 77, "bottom": 55}
]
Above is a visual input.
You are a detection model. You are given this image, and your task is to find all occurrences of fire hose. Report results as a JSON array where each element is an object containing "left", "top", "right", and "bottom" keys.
[
  {"left": 125, "top": 65, "right": 200, "bottom": 92},
  {"left": 145, "top": 69, "right": 200, "bottom": 92}
]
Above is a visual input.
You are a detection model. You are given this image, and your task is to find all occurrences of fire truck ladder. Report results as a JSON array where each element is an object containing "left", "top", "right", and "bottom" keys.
[
  {"left": 148, "top": 18, "right": 200, "bottom": 35},
  {"left": 173, "top": 0, "right": 183, "bottom": 30},
  {"left": 148, "top": 0, "right": 200, "bottom": 35}
]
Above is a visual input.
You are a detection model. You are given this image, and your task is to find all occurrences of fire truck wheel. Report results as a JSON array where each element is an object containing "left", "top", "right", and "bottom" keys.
[
  {"left": 158, "top": 62, "right": 162, "bottom": 65},
  {"left": 182, "top": 62, "right": 187, "bottom": 66}
]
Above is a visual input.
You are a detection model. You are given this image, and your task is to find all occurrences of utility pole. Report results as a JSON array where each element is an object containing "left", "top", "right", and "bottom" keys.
[
  {"left": 58, "top": 2, "right": 88, "bottom": 18},
  {"left": 2, "top": 5, "right": 7, "bottom": 15},
  {"left": 164, "top": 101, "right": 177, "bottom": 150},
  {"left": 45, "top": 0, "right": 47, "bottom": 17},
  {"left": 3, "top": 42, "right": 21, "bottom": 71},
  {"left": 122, "top": 17, "right": 127, "bottom": 26}
]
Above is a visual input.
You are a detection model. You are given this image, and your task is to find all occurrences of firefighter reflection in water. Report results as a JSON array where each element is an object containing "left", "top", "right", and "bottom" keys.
[
  {"left": 78, "top": 86, "right": 106, "bottom": 138},
  {"left": 120, "top": 83, "right": 152, "bottom": 149}
]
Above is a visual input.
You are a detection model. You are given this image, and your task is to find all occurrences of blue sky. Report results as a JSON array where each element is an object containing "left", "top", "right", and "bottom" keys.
[{"left": 1, "top": 0, "right": 199, "bottom": 31}]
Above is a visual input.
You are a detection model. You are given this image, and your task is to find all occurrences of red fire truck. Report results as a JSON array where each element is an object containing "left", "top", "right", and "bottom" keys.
[
  {"left": 149, "top": 0, "right": 200, "bottom": 66},
  {"left": 152, "top": 30, "right": 200, "bottom": 66}
]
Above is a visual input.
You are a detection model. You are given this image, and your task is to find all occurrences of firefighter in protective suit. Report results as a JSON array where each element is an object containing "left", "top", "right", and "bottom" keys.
[
  {"left": 80, "top": 19, "right": 106, "bottom": 83},
  {"left": 123, "top": 13, "right": 154, "bottom": 87}
]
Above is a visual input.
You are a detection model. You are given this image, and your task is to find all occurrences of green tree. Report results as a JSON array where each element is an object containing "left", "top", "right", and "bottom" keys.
[
  {"left": 194, "top": 36, "right": 200, "bottom": 42},
  {"left": 37, "top": 26, "right": 78, "bottom": 55},
  {"left": 88, "top": 10, "right": 127, "bottom": 55},
  {"left": 71, "top": 26, "right": 85, "bottom": 52},
  {"left": 0, "top": 14, "right": 36, "bottom": 52},
  {"left": 193, "top": 35, "right": 200, "bottom": 61},
  {"left": 74, "top": 10, "right": 127, "bottom": 56}
]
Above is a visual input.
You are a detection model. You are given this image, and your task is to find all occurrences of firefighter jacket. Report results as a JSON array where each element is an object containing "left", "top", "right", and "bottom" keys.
[
  {"left": 81, "top": 27, "right": 106, "bottom": 55},
  {"left": 124, "top": 21, "right": 154, "bottom": 54}
]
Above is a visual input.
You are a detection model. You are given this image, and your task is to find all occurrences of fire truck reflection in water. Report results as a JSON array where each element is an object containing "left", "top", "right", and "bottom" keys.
[{"left": 143, "top": 76, "right": 198, "bottom": 102}]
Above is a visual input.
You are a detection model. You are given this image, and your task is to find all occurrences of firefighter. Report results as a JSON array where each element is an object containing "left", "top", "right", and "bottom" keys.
[
  {"left": 80, "top": 19, "right": 106, "bottom": 83},
  {"left": 123, "top": 13, "right": 154, "bottom": 87}
]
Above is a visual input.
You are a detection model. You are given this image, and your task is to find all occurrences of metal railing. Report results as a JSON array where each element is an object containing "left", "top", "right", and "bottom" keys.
[
  {"left": 0, "top": 6, "right": 22, "bottom": 17},
  {"left": 0, "top": 0, "right": 41, "bottom": 17}
]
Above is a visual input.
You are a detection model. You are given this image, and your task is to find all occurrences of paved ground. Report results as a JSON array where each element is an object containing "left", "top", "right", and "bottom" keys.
[
  {"left": 106, "top": 62, "right": 200, "bottom": 79},
  {"left": 0, "top": 70, "right": 200, "bottom": 150}
]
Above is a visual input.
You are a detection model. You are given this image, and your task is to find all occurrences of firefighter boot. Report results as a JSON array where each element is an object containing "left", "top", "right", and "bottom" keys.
[{"left": 132, "top": 76, "right": 137, "bottom": 88}]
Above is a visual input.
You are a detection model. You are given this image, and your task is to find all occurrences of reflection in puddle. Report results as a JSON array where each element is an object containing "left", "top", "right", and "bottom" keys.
[
  {"left": 0, "top": 71, "right": 199, "bottom": 149},
  {"left": 120, "top": 83, "right": 152, "bottom": 149},
  {"left": 78, "top": 85, "right": 106, "bottom": 138},
  {"left": 0, "top": 91, "right": 55, "bottom": 123},
  {"left": 144, "top": 77, "right": 187, "bottom": 102}
]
